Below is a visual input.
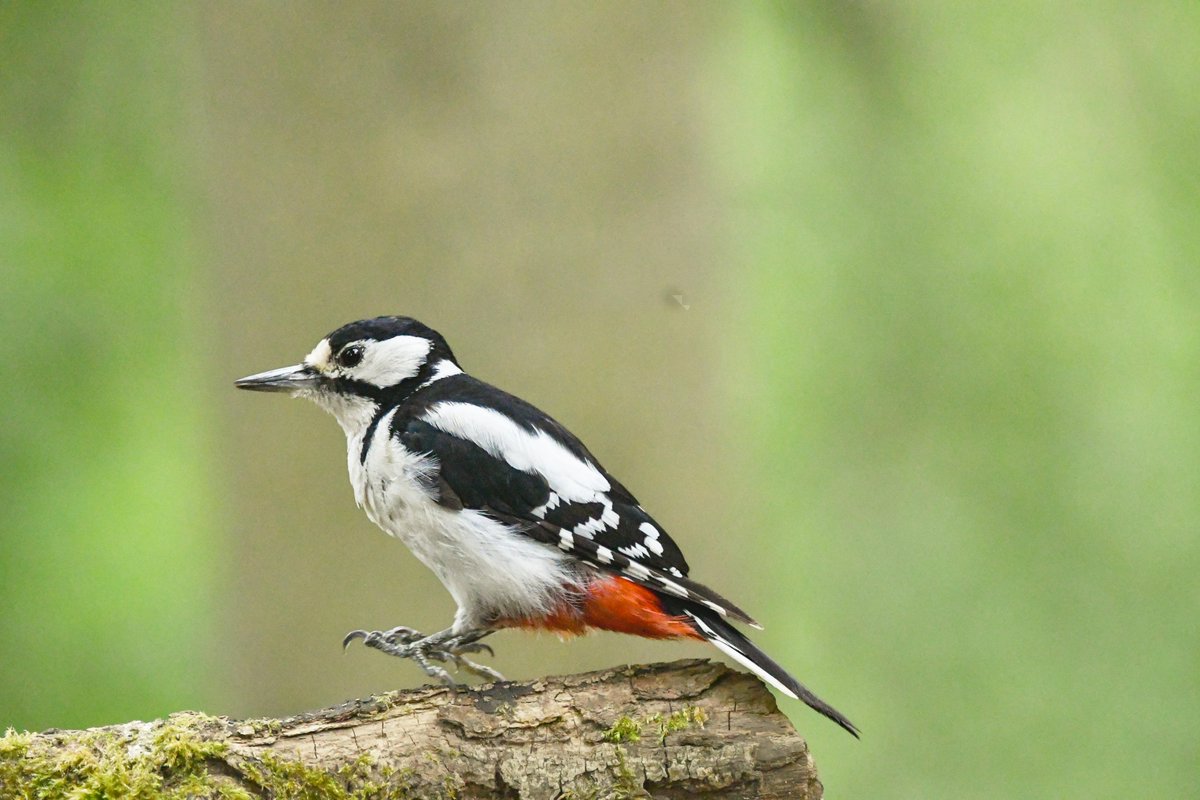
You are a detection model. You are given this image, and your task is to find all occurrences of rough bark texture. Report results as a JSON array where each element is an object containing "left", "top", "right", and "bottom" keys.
[{"left": 0, "top": 660, "right": 822, "bottom": 799}]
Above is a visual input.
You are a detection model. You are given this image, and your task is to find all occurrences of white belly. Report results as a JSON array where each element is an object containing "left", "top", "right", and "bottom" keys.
[{"left": 348, "top": 409, "right": 578, "bottom": 628}]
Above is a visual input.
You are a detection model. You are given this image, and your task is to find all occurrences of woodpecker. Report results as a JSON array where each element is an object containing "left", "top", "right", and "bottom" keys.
[{"left": 236, "top": 316, "right": 857, "bottom": 736}]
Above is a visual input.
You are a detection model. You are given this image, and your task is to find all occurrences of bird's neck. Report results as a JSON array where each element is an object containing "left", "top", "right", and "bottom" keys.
[
  {"left": 314, "top": 392, "right": 382, "bottom": 444},
  {"left": 316, "top": 357, "right": 463, "bottom": 448}
]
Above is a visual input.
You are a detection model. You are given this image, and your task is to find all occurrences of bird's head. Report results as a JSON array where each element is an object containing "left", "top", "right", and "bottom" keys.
[{"left": 235, "top": 316, "right": 460, "bottom": 433}]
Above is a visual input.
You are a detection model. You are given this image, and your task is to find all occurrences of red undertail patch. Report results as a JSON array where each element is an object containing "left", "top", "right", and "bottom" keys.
[{"left": 500, "top": 576, "right": 702, "bottom": 640}]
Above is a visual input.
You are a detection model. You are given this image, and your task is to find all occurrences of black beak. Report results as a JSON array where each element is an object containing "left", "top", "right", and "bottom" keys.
[{"left": 234, "top": 364, "right": 322, "bottom": 393}]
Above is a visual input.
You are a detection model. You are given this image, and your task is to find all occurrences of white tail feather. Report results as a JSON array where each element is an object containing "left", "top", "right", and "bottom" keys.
[{"left": 685, "top": 612, "right": 798, "bottom": 700}]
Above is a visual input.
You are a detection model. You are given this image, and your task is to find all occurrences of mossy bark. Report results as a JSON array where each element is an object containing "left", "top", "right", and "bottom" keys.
[{"left": 0, "top": 660, "right": 822, "bottom": 799}]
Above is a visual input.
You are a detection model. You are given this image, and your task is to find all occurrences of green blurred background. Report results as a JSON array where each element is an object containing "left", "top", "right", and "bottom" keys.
[{"left": 2, "top": 2, "right": 1197, "bottom": 796}]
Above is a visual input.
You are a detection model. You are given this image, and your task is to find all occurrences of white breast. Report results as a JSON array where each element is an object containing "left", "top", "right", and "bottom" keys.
[{"left": 348, "top": 408, "right": 579, "bottom": 628}]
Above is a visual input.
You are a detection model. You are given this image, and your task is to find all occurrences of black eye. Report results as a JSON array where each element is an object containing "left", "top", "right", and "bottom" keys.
[{"left": 337, "top": 344, "right": 365, "bottom": 369}]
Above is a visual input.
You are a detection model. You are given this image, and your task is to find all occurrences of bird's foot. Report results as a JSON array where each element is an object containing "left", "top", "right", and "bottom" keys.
[
  {"left": 440, "top": 633, "right": 504, "bottom": 682},
  {"left": 342, "top": 625, "right": 425, "bottom": 649},
  {"left": 342, "top": 627, "right": 504, "bottom": 685}
]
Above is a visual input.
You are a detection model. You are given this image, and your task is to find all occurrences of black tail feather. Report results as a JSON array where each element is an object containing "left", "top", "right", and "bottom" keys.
[{"left": 668, "top": 601, "right": 859, "bottom": 738}]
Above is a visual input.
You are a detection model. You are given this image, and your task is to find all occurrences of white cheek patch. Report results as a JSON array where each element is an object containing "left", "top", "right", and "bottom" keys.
[
  {"left": 420, "top": 401, "right": 611, "bottom": 502},
  {"left": 350, "top": 335, "right": 432, "bottom": 387},
  {"left": 305, "top": 339, "right": 333, "bottom": 371}
]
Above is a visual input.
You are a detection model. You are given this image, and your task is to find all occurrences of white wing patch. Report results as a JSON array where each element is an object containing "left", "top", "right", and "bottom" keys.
[
  {"left": 572, "top": 498, "right": 619, "bottom": 539},
  {"left": 655, "top": 577, "right": 689, "bottom": 598},
  {"left": 638, "top": 522, "right": 665, "bottom": 556},
  {"left": 420, "top": 401, "right": 611, "bottom": 502},
  {"left": 530, "top": 492, "right": 561, "bottom": 520},
  {"left": 618, "top": 543, "right": 650, "bottom": 559},
  {"left": 622, "top": 562, "right": 651, "bottom": 581}
]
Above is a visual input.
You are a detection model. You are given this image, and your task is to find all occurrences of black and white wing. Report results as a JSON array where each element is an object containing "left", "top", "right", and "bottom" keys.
[{"left": 394, "top": 378, "right": 760, "bottom": 628}]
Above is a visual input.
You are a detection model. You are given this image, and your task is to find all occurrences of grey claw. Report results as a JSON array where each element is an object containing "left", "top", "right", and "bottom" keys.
[
  {"left": 342, "top": 629, "right": 369, "bottom": 650},
  {"left": 456, "top": 642, "right": 494, "bottom": 658}
]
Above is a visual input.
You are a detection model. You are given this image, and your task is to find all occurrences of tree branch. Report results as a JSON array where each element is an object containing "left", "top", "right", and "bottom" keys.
[{"left": 0, "top": 660, "right": 823, "bottom": 798}]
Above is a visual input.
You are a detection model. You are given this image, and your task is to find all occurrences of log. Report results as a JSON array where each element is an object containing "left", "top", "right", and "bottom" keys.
[{"left": 0, "top": 660, "right": 823, "bottom": 799}]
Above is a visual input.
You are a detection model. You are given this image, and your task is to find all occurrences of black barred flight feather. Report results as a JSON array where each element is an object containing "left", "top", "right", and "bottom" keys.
[
  {"left": 486, "top": 509, "right": 760, "bottom": 628},
  {"left": 392, "top": 379, "right": 758, "bottom": 627}
]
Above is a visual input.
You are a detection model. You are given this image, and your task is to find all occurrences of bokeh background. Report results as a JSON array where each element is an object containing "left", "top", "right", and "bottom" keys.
[{"left": 2, "top": 2, "right": 1198, "bottom": 796}]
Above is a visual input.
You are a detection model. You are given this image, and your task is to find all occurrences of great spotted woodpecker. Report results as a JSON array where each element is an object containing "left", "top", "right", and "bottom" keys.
[{"left": 236, "top": 316, "right": 857, "bottom": 736}]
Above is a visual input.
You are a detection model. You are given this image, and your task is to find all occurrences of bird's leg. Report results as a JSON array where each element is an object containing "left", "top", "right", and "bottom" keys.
[{"left": 342, "top": 625, "right": 503, "bottom": 685}]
